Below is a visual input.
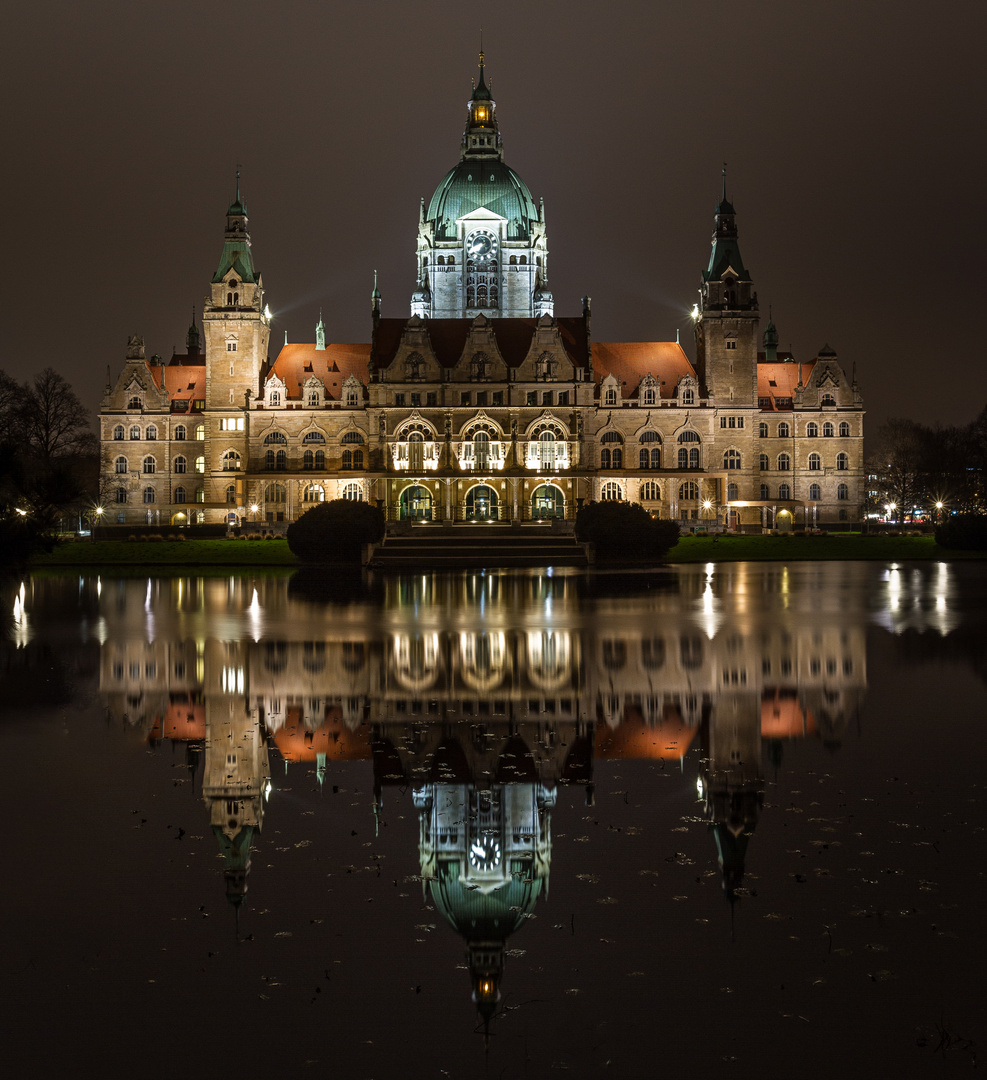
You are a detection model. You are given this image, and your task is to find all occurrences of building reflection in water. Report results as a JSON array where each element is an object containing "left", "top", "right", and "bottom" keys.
[{"left": 81, "top": 565, "right": 881, "bottom": 1019}]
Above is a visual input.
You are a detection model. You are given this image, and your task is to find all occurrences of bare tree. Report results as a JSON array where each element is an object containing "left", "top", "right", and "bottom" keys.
[
  {"left": 19, "top": 367, "right": 91, "bottom": 464},
  {"left": 869, "top": 418, "right": 925, "bottom": 522}
]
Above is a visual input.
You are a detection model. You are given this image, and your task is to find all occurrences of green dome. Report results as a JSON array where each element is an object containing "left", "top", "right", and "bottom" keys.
[
  {"left": 429, "top": 860, "right": 543, "bottom": 940},
  {"left": 426, "top": 160, "right": 538, "bottom": 242}
]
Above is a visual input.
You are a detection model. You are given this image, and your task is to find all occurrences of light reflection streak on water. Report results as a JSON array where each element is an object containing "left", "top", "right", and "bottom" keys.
[
  {"left": 248, "top": 588, "right": 263, "bottom": 642},
  {"left": 875, "top": 560, "right": 956, "bottom": 636},
  {"left": 12, "top": 580, "right": 29, "bottom": 647}
]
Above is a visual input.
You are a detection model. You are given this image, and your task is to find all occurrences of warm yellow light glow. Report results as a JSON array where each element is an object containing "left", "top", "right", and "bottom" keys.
[
  {"left": 249, "top": 504, "right": 258, "bottom": 513},
  {"left": 690, "top": 304, "right": 699, "bottom": 321},
  {"left": 702, "top": 500, "right": 712, "bottom": 510}
]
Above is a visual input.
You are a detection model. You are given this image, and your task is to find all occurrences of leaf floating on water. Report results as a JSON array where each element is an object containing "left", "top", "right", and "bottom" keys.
[
  {"left": 294, "top": 840, "right": 311, "bottom": 848},
  {"left": 575, "top": 873, "right": 600, "bottom": 884},
  {"left": 504, "top": 949, "right": 526, "bottom": 958},
  {"left": 274, "top": 931, "right": 292, "bottom": 938}
]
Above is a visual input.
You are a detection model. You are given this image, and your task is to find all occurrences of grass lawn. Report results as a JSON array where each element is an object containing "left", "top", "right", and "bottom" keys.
[
  {"left": 25, "top": 532, "right": 986, "bottom": 571},
  {"left": 30, "top": 537, "right": 299, "bottom": 567},
  {"left": 666, "top": 533, "right": 983, "bottom": 562}
]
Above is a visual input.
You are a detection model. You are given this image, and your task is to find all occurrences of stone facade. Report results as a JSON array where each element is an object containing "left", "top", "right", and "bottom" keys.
[{"left": 100, "top": 60, "right": 864, "bottom": 532}]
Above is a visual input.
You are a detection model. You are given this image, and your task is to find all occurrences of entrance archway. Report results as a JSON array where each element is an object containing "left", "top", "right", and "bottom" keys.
[
  {"left": 400, "top": 485, "right": 433, "bottom": 521},
  {"left": 777, "top": 509, "right": 793, "bottom": 534},
  {"left": 531, "top": 484, "right": 565, "bottom": 520},
  {"left": 465, "top": 484, "right": 498, "bottom": 521}
]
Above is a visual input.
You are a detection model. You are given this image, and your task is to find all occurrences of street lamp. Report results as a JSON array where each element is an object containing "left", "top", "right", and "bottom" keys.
[
  {"left": 702, "top": 499, "right": 713, "bottom": 532},
  {"left": 92, "top": 505, "right": 104, "bottom": 542}
]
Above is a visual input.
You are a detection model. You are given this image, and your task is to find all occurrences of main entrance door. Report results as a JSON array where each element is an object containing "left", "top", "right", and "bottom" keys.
[
  {"left": 531, "top": 484, "right": 564, "bottom": 520},
  {"left": 400, "top": 485, "right": 433, "bottom": 521},
  {"left": 465, "top": 485, "right": 498, "bottom": 521}
]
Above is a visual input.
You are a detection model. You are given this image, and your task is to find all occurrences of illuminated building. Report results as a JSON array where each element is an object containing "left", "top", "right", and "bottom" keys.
[{"left": 99, "top": 53, "right": 864, "bottom": 532}]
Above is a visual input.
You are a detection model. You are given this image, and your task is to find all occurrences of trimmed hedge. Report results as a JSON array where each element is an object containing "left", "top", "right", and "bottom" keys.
[
  {"left": 575, "top": 501, "right": 680, "bottom": 561},
  {"left": 286, "top": 499, "right": 385, "bottom": 562},
  {"left": 934, "top": 513, "right": 987, "bottom": 550}
]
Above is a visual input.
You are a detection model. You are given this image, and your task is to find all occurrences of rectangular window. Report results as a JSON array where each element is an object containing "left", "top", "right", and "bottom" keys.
[
  {"left": 426, "top": 392, "right": 437, "bottom": 407},
  {"left": 410, "top": 392, "right": 421, "bottom": 407},
  {"left": 492, "top": 391, "right": 504, "bottom": 406},
  {"left": 476, "top": 391, "right": 487, "bottom": 407},
  {"left": 557, "top": 391, "right": 569, "bottom": 406},
  {"left": 394, "top": 393, "right": 406, "bottom": 406},
  {"left": 725, "top": 341, "right": 736, "bottom": 350},
  {"left": 460, "top": 392, "right": 471, "bottom": 406},
  {"left": 543, "top": 391, "right": 553, "bottom": 405},
  {"left": 737, "top": 417, "right": 744, "bottom": 428},
  {"left": 219, "top": 418, "right": 244, "bottom": 431},
  {"left": 227, "top": 343, "right": 237, "bottom": 352},
  {"left": 720, "top": 417, "right": 727, "bottom": 428},
  {"left": 527, "top": 391, "right": 537, "bottom": 406}
]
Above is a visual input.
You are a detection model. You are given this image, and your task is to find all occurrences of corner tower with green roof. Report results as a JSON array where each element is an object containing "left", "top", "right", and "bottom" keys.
[
  {"left": 694, "top": 174, "right": 759, "bottom": 408},
  {"left": 412, "top": 52, "right": 551, "bottom": 319},
  {"left": 202, "top": 181, "right": 271, "bottom": 412}
]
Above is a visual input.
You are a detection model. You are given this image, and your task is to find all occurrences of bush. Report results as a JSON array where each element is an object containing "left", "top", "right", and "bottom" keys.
[
  {"left": 575, "top": 501, "right": 680, "bottom": 562},
  {"left": 935, "top": 513, "right": 987, "bottom": 550},
  {"left": 287, "top": 499, "right": 385, "bottom": 563}
]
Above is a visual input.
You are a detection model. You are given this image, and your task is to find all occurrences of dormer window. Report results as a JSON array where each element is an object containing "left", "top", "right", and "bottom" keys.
[
  {"left": 604, "top": 386, "right": 618, "bottom": 407},
  {"left": 227, "top": 342, "right": 237, "bottom": 352}
]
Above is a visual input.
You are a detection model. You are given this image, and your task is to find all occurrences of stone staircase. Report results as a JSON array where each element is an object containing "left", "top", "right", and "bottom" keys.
[{"left": 369, "top": 524, "right": 588, "bottom": 570}]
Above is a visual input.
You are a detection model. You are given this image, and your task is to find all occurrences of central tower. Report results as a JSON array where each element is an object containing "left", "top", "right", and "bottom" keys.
[{"left": 412, "top": 53, "right": 552, "bottom": 319}]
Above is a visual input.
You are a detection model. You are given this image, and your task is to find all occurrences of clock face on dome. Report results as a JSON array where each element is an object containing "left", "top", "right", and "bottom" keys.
[
  {"left": 469, "top": 834, "right": 502, "bottom": 872},
  {"left": 467, "top": 232, "right": 495, "bottom": 259}
]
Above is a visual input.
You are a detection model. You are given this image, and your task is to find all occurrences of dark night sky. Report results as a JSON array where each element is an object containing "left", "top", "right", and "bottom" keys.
[{"left": 5, "top": 0, "right": 985, "bottom": 431}]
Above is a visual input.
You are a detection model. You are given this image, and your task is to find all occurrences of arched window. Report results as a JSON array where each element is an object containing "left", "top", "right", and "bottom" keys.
[
  {"left": 642, "top": 387, "right": 656, "bottom": 405},
  {"left": 778, "top": 482, "right": 791, "bottom": 500},
  {"left": 836, "top": 453, "right": 849, "bottom": 471},
  {"left": 142, "top": 455, "right": 156, "bottom": 474},
  {"left": 341, "top": 431, "right": 364, "bottom": 444},
  {"left": 821, "top": 393, "right": 836, "bottom": 406},
  {"left": 275, "top": 449, "right": 287, "bottom": 470},
  {"left": 727, "top": 482, "right": 739, "bottom": 501},
  {"left": 806, "top": 422, "right": 818, "bottom": 437},
  {"left": 777, "top": 453, "right": 791, "bottom": 471},
  {"left": 304, "top": 431, "right": 327, "bottom": 444},
  {"left": 269, "top": 390, "right": 281, "bottom": 407},
  {"left": 145, "top": 425, "right": 157, "bottom": 441},
  {"left": 265, "top": 483, "right": 286, "bottom": 503},
  {"left": 174, "top": 424, "right": 186, "bottom": 441},
  {"left": 128, "top": 396, "right": 141, "bottom": 410},
  {"left": 173, "top": 456, "right": 187, "bottom": 474},
  {"left": 194, "top": 424, "right": 205, "bottom": 440},
  {"left": 600, "top": 431, "right": 623, "bottom": 469},
  {"left": 837, "top": 483, "right": 849, "bottom": 500},
  {"left": 809, "top": 483, "right": 822, "bottom": 500},
  {"left": 345, "top": 388, "right": 360, "bottom": 407},
  {"left": 808, "top": 453, "right": 822, "bottom": 471},
  {"left": 174, "top": 486, "right": 186, "bottom": 504},
  {"left": 681, "top": 388, "right": 695, "bottom": 405},
  {"left": 604, "top": 386, "right": 618, "bottom": 406},
  {"left": 307, "top": 390, "right": 321, "bottom": 407},
  {"left": 143, "top": 487, "right": 155, "bottom": 504},
  {"left": 225, "top": 484, "right": 237, "bottom": 505},
  {"left": 113, "top": 425, "right": 124, "bottom": 440},
  {"left": 115, "top": 456, "right": 128, "bottom": 474},
  {"left": 222, "top": 450, "right": 241, "bottom": 471},
  {"left": 759, "top": 483, "right": 769, "bottom": 498},
  {"left": 839, "top": 422, "right": 850, "bottom": 437},
  {"left": 640, "top": 480, "right": 660, "bottom": 501},
  {"left": 264, "top": 431, "right": 287, "bottom": 445},
  {"left": 679, "top": 481, "right": 699, "bottom": 500},
  {"left": 723, "top": 449, "right": 741, "bottom": 470},
  {"left": 303, "top": 484, "right": 325, "bottom": 503},
  {"left": 302, "top": 449, "right": 314, "bottom": 470},
  {"left": 601, "top": 481, "right": 622, "bottom": 501},
  {"left": 759, "top": 422, "right": 768, "bottom": 438},
  {"left": 130, "top": 425, "right": 141, "bottom": 440},
  {"left": 115, "top": 488, "right": 127, "bottom": 504},
  {"left": 822, "top": 422, "right": 834, "bottom": 437},
  {"left": 194, "top": 456, "right": 205, "bottom": 473},
  {"left": 759, "top": 453, "right": 769, "bottom": 470},
  {"left": 195, "top": 487, "right": 204, "bottom": 503},
  {"left": 341, "top": 482, "right": 363, "bottom": 501},
  {"left": 314, "top": 449, "right": 325, "bottom": 469},
  {"left": 778, "top": 421, "right": 790, "bottom": 438}
]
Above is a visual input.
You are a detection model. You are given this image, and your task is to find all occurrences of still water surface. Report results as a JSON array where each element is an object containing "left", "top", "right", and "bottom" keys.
[{"left": 3, "top": 563, "right": 984, "bottom": 1079}]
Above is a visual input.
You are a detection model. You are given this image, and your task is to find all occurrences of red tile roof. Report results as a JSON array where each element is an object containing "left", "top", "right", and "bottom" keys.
[
  {"left": 267, "top": 343, "right": 371, "bottom": 401},
  {"left": 591, "top": 341, "right": 695, "bottom": 398},
  {"left": 149, "top": 361, "right": 205, "bottom": 405},
  {"left": 757, "top": 361, "right": 816, "bottom": 410}
]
